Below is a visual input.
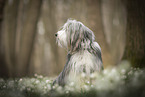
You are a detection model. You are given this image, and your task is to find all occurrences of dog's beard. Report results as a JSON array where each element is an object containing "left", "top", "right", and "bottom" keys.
[{"left": 56, "top": 30, "right": 68, "bottom": 49}]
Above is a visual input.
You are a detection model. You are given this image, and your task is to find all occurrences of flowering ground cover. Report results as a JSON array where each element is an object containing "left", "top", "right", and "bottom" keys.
[{"left": 0, "top": 61, "right": 145, "bottom": 97}]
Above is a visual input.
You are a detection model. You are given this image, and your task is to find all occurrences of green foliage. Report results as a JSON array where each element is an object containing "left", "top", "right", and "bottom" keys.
[{"left": 0, "top": 61, "right": 145, "bottom": 97}]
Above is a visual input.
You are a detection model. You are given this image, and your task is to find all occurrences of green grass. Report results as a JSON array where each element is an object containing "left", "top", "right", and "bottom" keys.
[{"left": 0, "top": 61, "right": 145, "bottom": 97}]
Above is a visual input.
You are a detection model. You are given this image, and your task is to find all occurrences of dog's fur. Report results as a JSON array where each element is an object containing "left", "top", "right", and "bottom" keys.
[{"left": 53, "top": 19, "right": 103, "bottom": 86}]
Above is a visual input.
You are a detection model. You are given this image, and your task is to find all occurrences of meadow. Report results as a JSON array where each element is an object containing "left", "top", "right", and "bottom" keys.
[{"left": 0, "top": 61, "right": 145, "bottom": 97}]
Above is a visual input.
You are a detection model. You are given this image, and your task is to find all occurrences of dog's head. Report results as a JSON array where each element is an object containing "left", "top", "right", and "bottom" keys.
[{"left": 55, "top": 19, "right": 95, "bottom": 53}]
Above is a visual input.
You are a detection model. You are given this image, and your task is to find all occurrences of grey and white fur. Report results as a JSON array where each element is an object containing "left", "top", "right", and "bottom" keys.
[{"left": 53, "top": 19, "right": 103, "bottom": 86}]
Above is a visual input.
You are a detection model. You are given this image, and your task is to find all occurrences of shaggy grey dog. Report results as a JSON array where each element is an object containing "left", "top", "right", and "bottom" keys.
[{"left": 53, "top": 19, "right": 103, "bottom": 86}]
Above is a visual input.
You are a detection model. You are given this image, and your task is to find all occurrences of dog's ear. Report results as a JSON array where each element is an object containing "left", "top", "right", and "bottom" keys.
[
  {"left": 90, "top": 42, "right": 103, "bottom": 70},
  {"left": 91, "top": 42, "right": 102, "bottom": 61},
  {"left": 68, "top": 21, "right": 95, "bottom": 52},
  {"left": 83, "top": 24, "right": 95, "bottom": 42},
  {"left": 68, "top": 22, "right": 81, "bottom": 52}
]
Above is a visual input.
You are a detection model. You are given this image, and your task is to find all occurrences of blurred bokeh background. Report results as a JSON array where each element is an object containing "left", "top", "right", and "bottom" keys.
[{"left": 0, "top": 0, "right": 144, "bottom": 78}]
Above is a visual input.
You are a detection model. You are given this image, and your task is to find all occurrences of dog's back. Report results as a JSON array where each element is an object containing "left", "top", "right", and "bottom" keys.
[{"left": 53, "top": 42, "right": 103, "bottom": 86}]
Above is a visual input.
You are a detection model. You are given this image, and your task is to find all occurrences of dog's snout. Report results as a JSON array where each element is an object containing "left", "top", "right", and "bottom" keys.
[{"left": 55, "top": 33, "right": 58, "bottom": 37}]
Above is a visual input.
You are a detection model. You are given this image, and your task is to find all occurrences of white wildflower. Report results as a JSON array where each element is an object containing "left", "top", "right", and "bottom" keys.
[
  {"left": 56, "top": 86, "right": 63, "bottom": 92},
  {"left": 86, "top": 81, "right": 90, "bottom": 84},
  {"left": 90, "top": 73, "right": 96, "bottom": 79},
  {"left": 91, "top": 85, "right": 94, "bottom": 88},
  {"left": 47, "top": 85, "right": 51, "bottom": 90},
  {"left": 69, "top": 82, "right": 74, "bottom": 87},
  {"left": 103, "top": 69, "right": 108, "bottom": 75},
  {"left": 19, "top": 78, "right": 23, "bottom": 82},
  {"left": 111, "top": 68, "right": 117, "bottom": 73},
  {"left": 66, "top": 90, "right": 69, "bottom": 94},
  {"left": 39, "top": 75, "right": 43, "bottom": 79},
  {"left": 35, "top": 80, "right": 40, "bottom": 84},
  {"left": 83, "top": 85, "right": 89, "bottom": 91},
  {"left": 46, "top": 80, "right": 50, "bottom": 83},
  {"left": 121, "top": 69, "right": 126, "bottom": 74},
  {"left": 81, "top": 72, "right": 86, "bottom": 78},
  {"left": 34, "top": 74, "right": 38, "bottom": 77}
]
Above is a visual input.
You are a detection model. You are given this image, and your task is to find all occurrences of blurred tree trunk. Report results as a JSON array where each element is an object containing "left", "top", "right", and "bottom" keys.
[
  {"left": 0, "top": 0, "right": 6, "bottom": 77},
  {"left": 86, "top": 0, "right": 116, "bottom": 67},
  {"left": 101, "top": 0, "right": 127, "bottom": 66},
  {"left": 41, "top": 0, "right": 59, "bottom": 75},
  {"left": 1, "top": 0, "right": 42, "bottom": 77},
  {"left": 16, "top": 0, "right": 42, "bottom": 76},
  {"left": 2, "top": 0, "right": 19, "bottom": 77},
  {"left": 122, "top": 0, "right": 145, "bottom": 67}
]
